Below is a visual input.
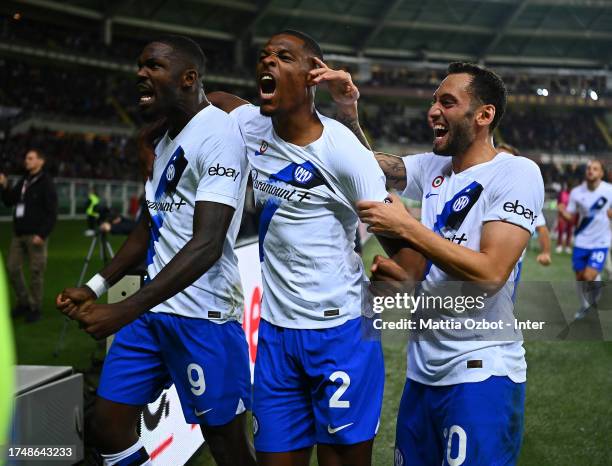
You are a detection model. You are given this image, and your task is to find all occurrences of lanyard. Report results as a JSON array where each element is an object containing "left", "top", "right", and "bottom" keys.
[{"left": 20, "top": 173, "right": 42, "bottom": 202}]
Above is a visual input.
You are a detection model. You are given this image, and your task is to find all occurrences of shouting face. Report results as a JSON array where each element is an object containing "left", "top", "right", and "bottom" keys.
[
  {"left": 136, "top": 42, "right": 183, "bottom": 121},
  {"left": 256, "top": 34, "right": 315, "bottom": 117}
]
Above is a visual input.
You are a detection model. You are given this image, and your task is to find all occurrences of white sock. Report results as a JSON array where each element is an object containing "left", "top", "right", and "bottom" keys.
[
  {"left": 576, "top": 282, "right": 589, "bottom": 309},
  {"left": 101, "top": 439, "right": 152, "bottom": 465}
]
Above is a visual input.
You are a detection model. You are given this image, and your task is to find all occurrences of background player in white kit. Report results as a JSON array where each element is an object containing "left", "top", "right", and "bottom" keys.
[
  {"left": 56, "top": 36, "right": 255, "bottom": 466},
  {"left": 558, "top": 159, "right": 612, "bottom": 319},
  {"left": 208, "top": 30, "right": 412, "bottom": 466},
  {"left": 327, "top": 62, "right": 543, "bottom": 465}
]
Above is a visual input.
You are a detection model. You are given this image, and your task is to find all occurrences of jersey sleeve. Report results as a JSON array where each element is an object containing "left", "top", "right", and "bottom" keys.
[
  {"left": 566, "top": 188, "right": 578, "bottom": 214},
  {"left": 483, "top": 158, "right": 544, "bottom": 234},
  {"left": 401, "top": 154, "right": 426, "bottom": 200},
  {"left": 195, "top": 118, "right": 246, "bottom": 208},
  {"left": 230, "top": 103, "right": 259, "bottom": 132},
  {"left": 335, "top": 143, "right": 388, "bottom": 205}
]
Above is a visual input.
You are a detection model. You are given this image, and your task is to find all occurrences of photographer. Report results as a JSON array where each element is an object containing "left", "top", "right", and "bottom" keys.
[
  {"left": 96, "top": 206, "right": 137, "bottom": 236},
  {"left": 0, "top": 149, "right": 57, "bottom": 323}
]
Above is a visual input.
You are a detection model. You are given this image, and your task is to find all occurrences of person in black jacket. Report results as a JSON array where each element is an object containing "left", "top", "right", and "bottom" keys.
[{"left": 0, "top": 149, "right": 57, "bottom": 322}]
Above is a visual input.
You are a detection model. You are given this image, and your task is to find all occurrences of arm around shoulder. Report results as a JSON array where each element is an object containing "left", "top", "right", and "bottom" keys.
[{"left": 208, "top": 92, "right": 250, "bottom": 113}]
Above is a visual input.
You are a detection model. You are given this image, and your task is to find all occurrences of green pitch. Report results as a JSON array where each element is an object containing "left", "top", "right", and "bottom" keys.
[{"left": 1, "top": 221, "right": 610, "bottom": 465}]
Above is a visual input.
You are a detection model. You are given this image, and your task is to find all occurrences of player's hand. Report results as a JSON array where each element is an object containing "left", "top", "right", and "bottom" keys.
[
  {"left": 65, "top": 302, "right": 139, "bottom": 340},
  {"left": 307, "top": 57, "right": 360, "bottom": 107},
  {"left": 31, "top": 235, "right": 44, "bottom": 246},
  {"left": 536, "top": 253, "right": 552, "bottom": 266},
  {"left": 56, "top": 286, "right": 96, "bottom": 317},
  {"left": 369, "top": 255, "right": 414, "bottom": 297},
  {"left": 357, "top": 193, "right": 414, "bottom": 239},
  {"left": 0, "top": 173, "right": 7, "bottom": 188}
]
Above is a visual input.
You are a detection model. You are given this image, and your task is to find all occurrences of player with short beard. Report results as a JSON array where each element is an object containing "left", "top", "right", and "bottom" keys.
[{"left": 320, "top": 61, "right": 544, "bottom": 465}]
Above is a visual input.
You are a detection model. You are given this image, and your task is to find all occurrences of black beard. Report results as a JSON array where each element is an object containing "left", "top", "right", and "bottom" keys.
[{"left": 433, "top": 119, "right": 474, "bottom": 157}]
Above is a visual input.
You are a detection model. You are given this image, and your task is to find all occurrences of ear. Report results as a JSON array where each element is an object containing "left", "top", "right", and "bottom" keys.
[
  {"left": 182, "top": 69, "right": 198, "bottom": 89},
  {"left": 476, "top": 104, "right": 495, "bottom": 128}
]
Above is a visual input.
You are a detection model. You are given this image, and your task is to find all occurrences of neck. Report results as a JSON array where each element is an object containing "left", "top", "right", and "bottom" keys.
[
  {"left": 271, "top": 103, "right": 322, "bottom": 146},
  {"left": 451, "top": 134, "right": 497, "bottom": 173},
  {"left": 167, "top": 94, "right": 209, "bottom": 139},
  {"left": 586, "top": 179, "right": 601, "bottom": 191}
]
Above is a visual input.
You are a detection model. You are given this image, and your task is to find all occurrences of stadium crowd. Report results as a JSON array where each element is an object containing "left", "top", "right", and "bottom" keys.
[
  {"left": 1, "top": 15, "right": 240, "bottom": 74},
  {"left": 1, "top": 14, "right": 610, "bottom": 185},
  {"left": 353, "top": 102, "right": 609, "bottom": 154},
  {"left": 366, "top": 66, "right": 609, "bottom": 99},
  {"left": 1, "top": 130, "right": 139, "bottom": 180}
]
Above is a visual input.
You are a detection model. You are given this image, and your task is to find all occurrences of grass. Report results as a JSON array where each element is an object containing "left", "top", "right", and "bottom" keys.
[{"left": 2, "top": 221, "right": 611, "bottom": 465}]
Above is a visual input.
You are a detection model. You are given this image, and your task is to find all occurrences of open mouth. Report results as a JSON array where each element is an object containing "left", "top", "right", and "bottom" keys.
[
  {"left": 138, "top": 84, "right": 155, "bottom": 106},
  {"left": 433, "top": 123, "right": 449, "bottom": 143},
  {"left": 259, "top": 73, "right": 276, "bottom": 99}
]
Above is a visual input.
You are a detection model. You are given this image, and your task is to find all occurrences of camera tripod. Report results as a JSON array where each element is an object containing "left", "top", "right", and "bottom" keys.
[{"left": 53, "top": 231, "right": 114, "bottom": 357}]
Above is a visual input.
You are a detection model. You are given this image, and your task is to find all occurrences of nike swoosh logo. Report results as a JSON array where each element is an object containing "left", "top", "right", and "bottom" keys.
[
  {"left": 328, "top": 422, "right": 354, "bottom": 434},
  {"left": 194, "top": 408, "right": 213, "bottom": 416},
  {"left": 425, "top": 193, "right": 439, "bottom": 199}
]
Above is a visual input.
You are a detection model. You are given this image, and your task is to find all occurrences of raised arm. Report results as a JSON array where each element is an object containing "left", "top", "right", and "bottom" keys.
[
  {"left": 308, "top": 57, "right": 370, "bottom": 150},
  {"left": 308, "top": 58, "right": 407, "bottom": 191}
]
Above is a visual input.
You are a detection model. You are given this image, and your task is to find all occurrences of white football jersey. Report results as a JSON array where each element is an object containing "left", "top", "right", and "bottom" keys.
[
  {"left": 145, "top": 105, "right": 248, "bottom": 321},
  {"left": 567, "top": 181, "right": 612, "bottom": 249},
  {"left": 402, "top": 152, "right": 544, "bottom": 385},
  {"left": 231, "top": 104, "right": 388, "bottom": 329},
  {"left": 535, "top": 211, "right": 546, "bottom": 228}
]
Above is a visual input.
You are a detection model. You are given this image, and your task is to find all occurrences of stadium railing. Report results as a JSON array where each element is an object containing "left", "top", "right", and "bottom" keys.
[{"left": 0, "top": 177, "right": 144, "bottom": 221}]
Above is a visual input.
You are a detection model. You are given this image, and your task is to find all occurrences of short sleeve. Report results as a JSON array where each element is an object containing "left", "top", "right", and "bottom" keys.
[
  {"left": 336, "top": 144, "right": 388, "bottom": 206},
  {"left": 535, "top": 211, "right": 546, "bottom": 228},
  {"left": 566, "top": 188, "right": 578, "bottom": 214},
  {"left": 401, "top": 154, "right": 426, "bottom": 200},
  {"left": 195, "top": 118, "right": 247, "bottom": 208},
  {"left": 483, "top": 158, "right": 544, "bottom": 234},
  {"left": 230, "top": 103, "right": 259, "bottom": 131}
]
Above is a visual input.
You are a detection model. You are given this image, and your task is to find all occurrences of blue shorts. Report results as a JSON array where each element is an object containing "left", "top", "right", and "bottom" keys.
[
  {"left": 253, "top": 317, "right": 384, "bottom": 452},
  {"left": 395, "top": 376, "right": 525, "bottom": 466},
  {"left": 98, "top": 312, "right": 251, "bottom": 426},
  {"left": 572, "top": 247, "right": 608, "bottom": 272}
]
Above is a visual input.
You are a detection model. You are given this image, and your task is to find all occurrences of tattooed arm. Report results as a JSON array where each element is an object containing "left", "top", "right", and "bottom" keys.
[
  {"left": 308, "top": 58, "right": 372, "bottom": 150},
  {"left": 374, "top": 152, "right": 407, "bottom": 191},
  {"left": 307, "top": 59, "right": 408, "bottom": 191},
  {"left": 335, "top": 102, "right": 372, "bottom": 151}
]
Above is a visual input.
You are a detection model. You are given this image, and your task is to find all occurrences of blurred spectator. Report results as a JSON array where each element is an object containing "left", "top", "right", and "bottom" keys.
[
  {"left": 0, "top": 149, "right": 57, "bottom": 323},
  {"left": 556, "top": 182, "right": 573, "bottom": 254}
]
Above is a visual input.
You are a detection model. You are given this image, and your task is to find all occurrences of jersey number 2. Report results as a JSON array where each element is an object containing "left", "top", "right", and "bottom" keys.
[{"left": 329, "top": 371, "right": 350, "bottom": 408}]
